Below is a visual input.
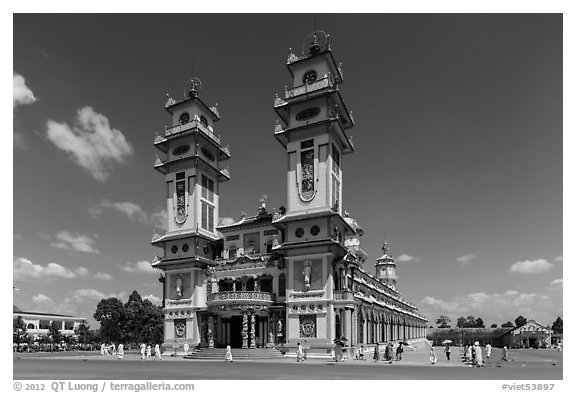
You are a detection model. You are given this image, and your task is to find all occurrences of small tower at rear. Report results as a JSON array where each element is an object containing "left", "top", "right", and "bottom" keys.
[
  {"left": 375, "top": 242, "right": 398, "bottom": 290},
  {"left": 152, "top": 77, "right": 230, "bottom": 348}
]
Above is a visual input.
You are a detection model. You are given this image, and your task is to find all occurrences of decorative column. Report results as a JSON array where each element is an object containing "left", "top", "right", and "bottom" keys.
[
  {"left": 208, "top": 314, "right": 214, "bottom": 348},
  {"left": 250, "top": 312, "right": 256, "bottom": 348},
  {"left": 242, "top": 312, "right": 248, "bottom": 348}
]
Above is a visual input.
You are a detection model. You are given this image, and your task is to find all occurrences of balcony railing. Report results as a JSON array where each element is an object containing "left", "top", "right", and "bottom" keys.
[
  {"left": 333, "top": 290, "right": 355, "bottom": 301},
  {"left": 208, "top": 291, "right": 273, "bottom": 303},
  {"left": 164, "top": 120, "right": 221, "bottom": 145},
  {"left": 285, "top": 76, "right": 334, "bottom": 100}
]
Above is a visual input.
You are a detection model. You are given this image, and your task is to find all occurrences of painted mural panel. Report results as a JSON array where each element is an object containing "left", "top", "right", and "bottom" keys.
[{"left": 293, "top": 259, "right": 323, "bottom": 292}]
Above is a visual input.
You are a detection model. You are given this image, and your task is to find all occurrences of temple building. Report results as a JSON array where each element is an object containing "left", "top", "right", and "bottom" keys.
[{"left": 151, "top": 31, "right": 427, "bottom": 351}]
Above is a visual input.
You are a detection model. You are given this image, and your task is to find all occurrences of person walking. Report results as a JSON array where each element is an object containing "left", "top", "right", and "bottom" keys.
[
  {"left": 395, "top": 342, "right": 403, "bottom": 361},
  {"left": 183, "top": 342, "right": 190, "bottom": 356},
  {"left": 155, "top": 344, "right": 162, "bottom": 360},
  {"left": 465, "top": 344, "right": 472, "bottom": 364},
  {"left": 110, "top": 342, "right": 116, "bottom": 356},
  {"left": 429, "top": 346, "right": 437, "bottom": 365},
  {"left": 296, "top": 342, "right": 304, "bottom": 362},
  {"left": 445, "top": 343, "right": 451, "bottom": 360},
  {"left": 502, "top": 345, "right": 509, "bottom": 361},
  {"left": 117, "top": 343, "right": 124, "bottom": 360},
  {"left": 485, "top": 343, "right": 492, "bottom": 359},
  {"left": 146, "top": 344, "right": 152, "bottom": 359},
  {"left": 373, "top": 343, "right": 380, "bottom": 362},
  {"left": 140, "top": 343, "right": 146, "bottom": 360},
  {"left": 385, "top": 342, "right": 393, "bottom": 363},
  {"left": 474, "top": 343, "right": 484, "bottom": 367},
  {"left": 225, "top": 345, "right": 233, "bottom": 362}
]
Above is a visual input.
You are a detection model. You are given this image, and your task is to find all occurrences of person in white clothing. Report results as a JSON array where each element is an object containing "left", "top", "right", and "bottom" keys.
[
  {"left": 140, "top": 343, "right": 146, "bottom": 360},
  {"left": 225, "top": 345, "right": 233, "bottom": 362},
  {"left": 155, "top": 344, "right": 162, "bottom": 360},
  {"left": 117, "top": 344, "right": 124, "bottom": 359}
]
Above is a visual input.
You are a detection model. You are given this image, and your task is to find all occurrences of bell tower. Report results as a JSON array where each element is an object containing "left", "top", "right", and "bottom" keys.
[
  {"left": 274, "top": 31, "right": 354, "bottom": 216},
  {"left": 152, "top": 77, "right": 230, "bottom": 348},
  {"left": 375, "top": 242, "right": 398, "bottom": 290},
  {"left": 273, "top": 31, "right": 358, "bottom": 348}
]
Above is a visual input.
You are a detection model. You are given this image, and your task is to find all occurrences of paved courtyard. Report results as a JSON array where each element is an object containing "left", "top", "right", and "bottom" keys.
[{"left": 13, "top": 347, "right": 562, "bottom": 380}]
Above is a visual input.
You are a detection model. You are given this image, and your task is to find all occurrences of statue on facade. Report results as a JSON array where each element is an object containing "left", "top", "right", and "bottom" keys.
[
  {"left": 176, "top": 274, "right": 183, "bottom": 298},
  {"left": 277, "top": 319, "right": 283, "bottom": 336},
  {"left": 303, "top": 260, "right": 312, "bottom": 290}
]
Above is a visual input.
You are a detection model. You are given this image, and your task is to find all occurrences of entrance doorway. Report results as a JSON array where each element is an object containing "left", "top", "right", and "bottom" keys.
[{"left": 230, "top": 316, "right": 243, "bottom": 348}]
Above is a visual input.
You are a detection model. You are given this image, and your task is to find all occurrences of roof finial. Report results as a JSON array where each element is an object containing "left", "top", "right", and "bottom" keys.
[{"left": 382, "top": 242, "right": 389, "bottom": 254}]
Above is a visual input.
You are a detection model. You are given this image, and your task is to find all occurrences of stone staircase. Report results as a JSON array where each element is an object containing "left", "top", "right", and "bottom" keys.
[{"left": 184, "top": 347, "right": 286, "bottom": 360}]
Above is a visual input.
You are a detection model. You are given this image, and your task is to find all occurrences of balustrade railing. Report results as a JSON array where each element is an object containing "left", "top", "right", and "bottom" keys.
[
  {"left": 285, "top": 76, "right": 333, "bottom": 99},
  {"left": 208, "top": 291, "right": 272, "bottom": 303},
  {"left": 333, "top": 290, "right": 355, "bottom": 301},
  {"left": 164, "top": 120, "right": 221, "bottom": 145}
]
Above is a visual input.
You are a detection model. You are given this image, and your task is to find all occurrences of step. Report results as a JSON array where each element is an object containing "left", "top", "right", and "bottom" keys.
[{"left": 184, "top": 348, "right": 286, "bottom": 360}]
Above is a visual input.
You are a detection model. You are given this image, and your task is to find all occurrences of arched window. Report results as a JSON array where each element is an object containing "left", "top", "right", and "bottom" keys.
[
  {"left": 27, "top": 323, "right": 35, "bottom": 330},
  {"left": 246, "top": 277, "right": 255, "bottom": 291}
]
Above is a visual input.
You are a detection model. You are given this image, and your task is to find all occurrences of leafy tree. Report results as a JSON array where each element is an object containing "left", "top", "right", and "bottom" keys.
[
  {"left": 75, "top": 322, "right": 97, "bottom": 349},
  {"left": 490, "top": 323, "right": 498, "bottom": 328},
  {"left": 456, "top": 315, "right": 481, "bottom": 328},
  {"left": 13, "top": 315, "right": 28, "bottom": 350},
  {"left": 435, "top": 315, "right": 451, "bottom": 328},
  {"left": 48, "top": 321, "right": 63, "bottom": 351},
  {"left": 94, "top": 297, "right": 126, "bottom": 343},
  {"left": 551, "top": 317, "right": 563, "bottom": 334},
  {"left": 501, "top": 321, "right": 514, "bottom": 328},
  {"left": 515, "top": 315, "right": 528, "bottom": 327},
  {"left": 93, "top": 290, "right": 163, "bottom": 347}
]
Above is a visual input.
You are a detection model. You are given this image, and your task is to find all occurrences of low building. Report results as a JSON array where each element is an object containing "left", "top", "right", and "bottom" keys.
[
  {"left": 428, "top": 319, "right": 554, "bottom": 348},
  {"left": 13, "top": 307, "right": 86, "bottom": 339},
  {"left": 500, "top": 320, "right": 552, "bottom": 348}
]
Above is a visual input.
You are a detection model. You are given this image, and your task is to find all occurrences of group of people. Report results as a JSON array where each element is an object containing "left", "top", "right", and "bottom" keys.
[
  {"left": 461, "top": 342, "right": 503, "bottom": 367},
  {"left": 351, "top": 342, "right": 404, "bottom": 363},
  {"left": 140, "top": 343, "right": 163, "bottom": 360},
  {"left": 99, "top": 343, "right": 125, "bottom": 359}
]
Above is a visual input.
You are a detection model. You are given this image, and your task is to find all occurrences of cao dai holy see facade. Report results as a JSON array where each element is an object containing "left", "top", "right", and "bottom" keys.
[{"left": 151, "top": 31, "right": 428, "bottom": 351}]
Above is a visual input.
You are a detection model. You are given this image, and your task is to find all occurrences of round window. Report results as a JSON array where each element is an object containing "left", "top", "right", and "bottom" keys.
[
  {"left": 295, "top": 228, "right": 304, "bottom": 238},
  {"left": 310, "top": 225, "right": 320, "bottom": 236},
  {"left": 182, "top": 244, "right": 189, "bottom": 252},
  {"left": 171, "top": 245, "right": 178, "bottom": 254},
  {"left": 172, "top": 144, "right": 190, "bottom": 156},
  {"left": 303, "top": 69, "right": 318, "bottom": 85},
  {"left": 179, "top": 112, "right": 190, "bottom": 125},
  {"left": 295, "top": 107, "right": 320, "bottom": 121}
]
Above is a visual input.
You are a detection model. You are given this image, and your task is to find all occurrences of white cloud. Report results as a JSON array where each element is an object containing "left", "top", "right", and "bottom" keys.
[
  {"left": 457, "top": 253, "right": 476, "bottom": 266},
  {"left": 421, "top": 289, "right": 561, "bottom": 323},
  {"left": 397, "top": 254, "right": 420, "bottom": 263},
  {"left": 220, "top": 217, "right": 236, "bottom": 226},
  {"left": 90, "top": 200, "right": 166, "bottom": 229},
  {"left": 50, "top": 231, "right": 100, "bottom": 254},
  {"left": 14, "top": 73, "right": 37, "bottom": 108},
  {"left": 118, "top": 260, "right": 157, "bottom": 274},
  {"left": 143, "top": 294, "right": 162, "bottom": 305},
  {"left": 549, "top": 278, "right": 563, "bottom": 290},
  {"left": 31, "top": 294, "right": 54, "bottom": 305},
  {"left": 14, "top": 257, "right": 76, "bottom": 281},
  {"left": 510, "top": 259, "right": 554, "bottom": 274},
  {"left": 46, "top": 106, "right": 133, "bottom": 182},
  {"left": 94, "top": 272, "right": 113, "bottom": 281},
  {"left": 149, "top": 209, "right": 167, "bottom": 230},
  {"left": 75, "top": 267, "right": 89, "bottom": 277},
  {"left": 65, "top": 289, "right": 128, "bottom": 304}
]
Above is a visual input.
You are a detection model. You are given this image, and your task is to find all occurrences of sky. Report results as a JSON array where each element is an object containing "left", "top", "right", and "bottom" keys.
[{"left": 11, "top": 13, "right": 564, "bottom": 329}]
